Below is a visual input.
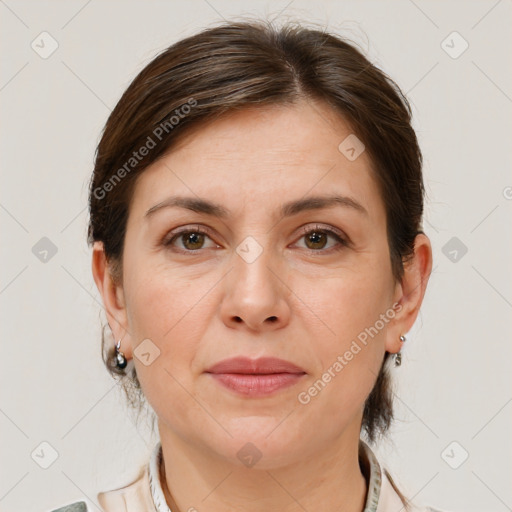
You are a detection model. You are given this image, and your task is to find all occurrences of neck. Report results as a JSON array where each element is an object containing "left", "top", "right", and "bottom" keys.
[{"left": 158, "top": 423, "right": 368, "bottom": 512}]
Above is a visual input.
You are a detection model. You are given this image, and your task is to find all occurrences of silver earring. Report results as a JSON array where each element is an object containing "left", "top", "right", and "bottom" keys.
[
  {"left": 394, "top": 335, "right": 406, "bottom": 367},
  {"left": 114, "top": 339, "right": 127, "bottom": 370}
]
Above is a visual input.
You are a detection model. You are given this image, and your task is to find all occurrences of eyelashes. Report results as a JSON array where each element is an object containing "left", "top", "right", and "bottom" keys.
[
  {"left": 162, "top": 224, "right": 349, "bottom": 255},
  {"left": 163, "top": 225, "right": 218, "bottom": 252},
  {"left": 294, "top": 224, "right": 348, "bottom": 253}
]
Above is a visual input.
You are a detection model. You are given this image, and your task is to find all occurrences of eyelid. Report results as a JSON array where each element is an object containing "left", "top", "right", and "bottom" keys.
[
  {"left": 163, "top": 224, "right": 219, "bottom": 250},
  {"left": 293, "top": 223, "right": 350, "bottom": 250}
]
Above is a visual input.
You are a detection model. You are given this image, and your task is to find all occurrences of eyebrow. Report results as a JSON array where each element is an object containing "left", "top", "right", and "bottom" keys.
[{"left": 144, "top": 194, "right": 367, "bottom": 220}]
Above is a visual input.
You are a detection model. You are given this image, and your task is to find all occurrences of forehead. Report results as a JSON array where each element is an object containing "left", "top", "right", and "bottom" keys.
[{"left": 129, "top": 99, "right": 384, "bottom": 220}]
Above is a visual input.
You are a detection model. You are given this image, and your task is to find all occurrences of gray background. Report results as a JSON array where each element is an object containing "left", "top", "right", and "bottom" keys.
[{"left": 1, "top": 1, "right": 511, "bottom": 511}]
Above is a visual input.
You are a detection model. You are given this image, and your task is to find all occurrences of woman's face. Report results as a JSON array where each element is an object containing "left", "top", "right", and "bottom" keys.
[{"left": 107, "top": 100, "right": 410, "bottom": 467}]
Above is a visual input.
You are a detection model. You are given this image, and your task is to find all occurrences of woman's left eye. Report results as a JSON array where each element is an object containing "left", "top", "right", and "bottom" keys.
[{"left": 294, "top": 225, "right": 347, "bottom": 252}]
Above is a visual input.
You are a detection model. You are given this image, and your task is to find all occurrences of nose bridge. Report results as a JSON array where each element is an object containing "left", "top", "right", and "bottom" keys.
[
  {"left": 221, "top": 235, "right": 290, "bottom": 330},
  {"left": 238, "top": 241, "right": 275, "bottom": 293},
  {"left": 233, "top": 235, "right": 278, "bottom": 300}
]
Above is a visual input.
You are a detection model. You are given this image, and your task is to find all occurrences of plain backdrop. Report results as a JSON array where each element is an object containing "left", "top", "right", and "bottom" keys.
[{"left": 1, "top": 1, "right": 511, "bottom": 511}]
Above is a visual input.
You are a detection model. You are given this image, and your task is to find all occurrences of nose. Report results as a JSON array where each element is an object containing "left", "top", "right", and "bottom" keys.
[{"left": 220, "top": 246, "right": 291, "bottom": 332}]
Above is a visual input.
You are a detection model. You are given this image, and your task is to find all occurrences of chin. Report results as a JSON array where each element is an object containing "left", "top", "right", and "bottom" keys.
[{"left": 205, "top": 416, "right": 307, "bottom": 469}]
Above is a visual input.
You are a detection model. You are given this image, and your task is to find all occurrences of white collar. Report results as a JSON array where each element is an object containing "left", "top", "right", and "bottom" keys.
[{"left": 148, "top": 441, "right": 172, "bottom": 512}]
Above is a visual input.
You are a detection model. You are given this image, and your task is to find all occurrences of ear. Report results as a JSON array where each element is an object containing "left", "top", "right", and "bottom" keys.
[
  {"left": 91, "top": 241, "right": 133, "bottom": 360},
  {"left": 385, "top": 233, "right": 433, "bottom": 354}
]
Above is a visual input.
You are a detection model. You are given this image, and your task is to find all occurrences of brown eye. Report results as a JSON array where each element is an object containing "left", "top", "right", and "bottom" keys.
[
  {"left": 305, "top": 231, "right": 328, "bottom": 250},
  {"left": 294, "top": 225, "right": 348, "bottom": 253},
  {"left": 163, "top": 227, "right": 219, "bottom": 253},
  {"left": 181, "top": 232, "right": 205, "bottom": 250}
]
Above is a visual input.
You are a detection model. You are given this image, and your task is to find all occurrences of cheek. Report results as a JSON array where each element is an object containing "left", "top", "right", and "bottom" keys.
[
  {"left": 299, "top": 268, "right": 393, "bottom": 349},
  {"left": 122, "top": 259, "right": 204, "bottom": 385},
  {"left": 123, "top": 258, "right": 227, "bottom": 378},
  {"left": 294, "top": 271, "right": 391, "bottom": 408},
  {"left": 124, "top": 267, "right": 212, "bottom": 424},
  {"left": 125, "top": 256, "right": 209, "bottom": 337}
]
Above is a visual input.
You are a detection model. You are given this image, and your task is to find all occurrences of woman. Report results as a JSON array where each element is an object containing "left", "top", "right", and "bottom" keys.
[{"left": 51, "top": 19, "right": 447, "bottom": 512}]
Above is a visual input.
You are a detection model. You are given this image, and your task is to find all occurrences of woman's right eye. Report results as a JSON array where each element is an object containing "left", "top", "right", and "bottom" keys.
[{"left": 163, "top": 228, "right": 219, "bottom": 252}]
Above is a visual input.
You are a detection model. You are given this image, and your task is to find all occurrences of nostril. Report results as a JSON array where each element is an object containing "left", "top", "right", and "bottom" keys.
[{"left": 267, "top": 316, "right": 278, "bottom": 322}]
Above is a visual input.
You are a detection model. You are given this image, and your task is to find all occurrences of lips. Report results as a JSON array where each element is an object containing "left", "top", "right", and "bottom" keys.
[
  {"left": 205, "top": 357, "right": 306, "bottom": 397},
  {"left": 205, "top": 356, "right": 306, "bottom": 375}
]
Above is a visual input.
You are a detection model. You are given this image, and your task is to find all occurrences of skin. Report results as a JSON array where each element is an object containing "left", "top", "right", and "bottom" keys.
[{"left": 92, "top": 99, "right": 432, "bottom": 512}]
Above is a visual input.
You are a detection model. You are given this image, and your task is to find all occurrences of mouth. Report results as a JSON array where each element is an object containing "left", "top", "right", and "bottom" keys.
[{"left": 204, "top": 356, "right": 306, "bottom": 397}]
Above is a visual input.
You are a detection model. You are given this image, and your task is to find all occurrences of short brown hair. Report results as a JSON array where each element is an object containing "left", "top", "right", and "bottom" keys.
[{"left": 88, "top": 19, "right": 424, "bottom": 451}]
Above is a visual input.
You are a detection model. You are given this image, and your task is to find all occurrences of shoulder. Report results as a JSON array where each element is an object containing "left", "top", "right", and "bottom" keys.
[
  {"left": 45, "top": 466, "right": 150, "bottom": 512},
  {"left": 380, "top": 469, "right": 455, "bottom": 512},
  {"left": 46, "top": 466, "right": 150, "bottom": 512},
  {"left": 358, "top": 441, "right": 458, "bottom": 512},
  {"left": 97, "top": 464, "right": 156, "bottom": 512}
]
